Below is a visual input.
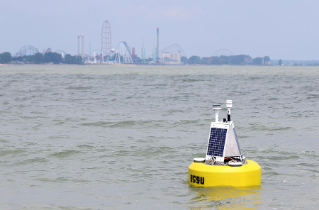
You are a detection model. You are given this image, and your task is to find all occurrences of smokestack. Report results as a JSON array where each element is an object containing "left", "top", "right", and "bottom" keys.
[{"left": 157, "top": 28, "right": 159, "bottom": 63}]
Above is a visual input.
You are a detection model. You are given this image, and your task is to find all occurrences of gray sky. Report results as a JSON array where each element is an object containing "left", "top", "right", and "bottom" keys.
[{"left": 1, "top": 0, "right": 318, "bottom": 60}]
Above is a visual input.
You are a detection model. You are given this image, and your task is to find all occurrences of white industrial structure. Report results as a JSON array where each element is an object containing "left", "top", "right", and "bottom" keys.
[{"left": 161, "top": 52, "right": 181, "bottom": 64}]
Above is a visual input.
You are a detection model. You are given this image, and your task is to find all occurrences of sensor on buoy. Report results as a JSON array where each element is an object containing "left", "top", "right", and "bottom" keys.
[{"left": 188, "top": 100, "right": 261, "bottom": 187}]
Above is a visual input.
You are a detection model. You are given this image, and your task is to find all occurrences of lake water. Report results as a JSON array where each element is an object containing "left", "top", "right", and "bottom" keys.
[{"left": 0, "top": 65, "right": 318, "bottom": 209}]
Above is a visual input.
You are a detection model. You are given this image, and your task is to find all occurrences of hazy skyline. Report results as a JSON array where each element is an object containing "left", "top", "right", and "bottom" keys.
[{"left": 1, "top": 0, "right": 319, "bottom": 60}]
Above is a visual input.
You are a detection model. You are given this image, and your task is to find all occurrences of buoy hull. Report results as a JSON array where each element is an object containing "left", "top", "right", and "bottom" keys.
[{"left": 188, "top": 160, "right": 261, "bottom": 187}]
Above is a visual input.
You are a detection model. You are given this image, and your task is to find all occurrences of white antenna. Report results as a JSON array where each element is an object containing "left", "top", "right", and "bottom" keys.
[
  {"left": 226, "top": 100, "right": 232, "bottom": 121},
  {"left": 213, "top": 104, "right": 221, "bottom": 122}
]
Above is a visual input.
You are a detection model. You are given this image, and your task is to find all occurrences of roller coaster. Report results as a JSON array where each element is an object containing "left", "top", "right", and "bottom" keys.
[
  {"left": 101, "top": 20, "right": 112, "bottom": 56},
  {"left": 15, "top": 45, "right": 39, "bottom": 57},
  {"left": 208, "top": 49, "right": 236, "bottom": 64},
  {"left": 148, "top": 43, "right": 187, "bottom": 59},
  {"left": 84, "top": 41, "right": 133, "bottom": 64},
  {"left": 115, "top": 42, "right": 133, "bottom": 64},
  {"left": 211, "top": 49, "right": 234, "bottom": 57}
]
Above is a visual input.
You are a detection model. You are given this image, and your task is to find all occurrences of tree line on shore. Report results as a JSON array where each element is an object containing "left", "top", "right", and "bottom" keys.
[
  {"left": 1, "top": 51, "right": 272, "bottom": 65},
  {"left": 0, "top": 52, "right": 82, "bottom": 64},
  {"left": 0, "top": 52, "right": 12, "bottom": 64},
  {"left": 182, "top": 55, "right": 271, "bottom": 65}
]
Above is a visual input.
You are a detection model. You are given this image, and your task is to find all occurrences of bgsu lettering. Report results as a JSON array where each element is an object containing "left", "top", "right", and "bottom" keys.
[{"left": 190, "top": 175, "right": 204, "bottom": 184}]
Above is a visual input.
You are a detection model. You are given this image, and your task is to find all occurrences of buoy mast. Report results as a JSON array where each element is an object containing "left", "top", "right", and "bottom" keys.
[
  {"left": 226, "top": 100, "right": 232, "bottom": 122},
  {"left": 213, "top": 104, "right": 221, "bottom": 122}
]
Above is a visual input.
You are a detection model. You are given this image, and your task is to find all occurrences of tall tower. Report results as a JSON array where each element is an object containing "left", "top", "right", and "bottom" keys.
[
  {"left": 101, "top": 21, "right": 112, "bottom": 57},
  {"left": 132, "top": 47, "right": 135, "bottom": 62},
  {"left": 78, "top": 34, "right": 84, "bottom": 58},
  {"left": 152, "top": 39, "right": 157, "bottom": 62},
  {"left": 157, "top": 28, "right": 159, "bottom": 63}
]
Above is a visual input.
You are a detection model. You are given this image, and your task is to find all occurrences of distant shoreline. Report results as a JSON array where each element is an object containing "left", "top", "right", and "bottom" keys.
[
  {"left": 0, "top": 63, "right": 311, "bottom": 67},
  {"left": 2, "top": 63, "right": 319, "bottom": 67},
  {"left": 1, "top": 63, "right": 268, "bottom": 66}
]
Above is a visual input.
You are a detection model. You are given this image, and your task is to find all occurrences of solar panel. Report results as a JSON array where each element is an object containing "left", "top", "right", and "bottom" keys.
[{"left": 207, "top": 128, "right": 227, "bottom": 157}]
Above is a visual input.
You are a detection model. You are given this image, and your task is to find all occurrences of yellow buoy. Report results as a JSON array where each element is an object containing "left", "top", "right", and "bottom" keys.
[
  {"left": 189, "top": 100, "right": 261, "bottom": 187},
  {"left": 189, "top": 160, "right": 261, "bottom": 187}
]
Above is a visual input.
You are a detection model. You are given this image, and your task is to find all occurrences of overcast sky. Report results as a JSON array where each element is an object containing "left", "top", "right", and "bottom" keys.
[{"left": 1, "top": 0, "right": 319, "bottom": 60}]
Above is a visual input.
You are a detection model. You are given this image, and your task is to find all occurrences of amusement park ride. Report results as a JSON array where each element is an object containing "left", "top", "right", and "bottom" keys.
[
  {"left": 86, "top": 20, "right": 133, "bottom": 64},
  {"left": 84, "top": 22, "right": 187, "bottom": 64},
  {"left": 13, "top": 20, "right": 189, "bottom": 65},
  {"left": 14, "top": 45, "right": 39, "bottom": 57},
  {"left": 15, "top": 20, "right": 237, "bottom": 65}
]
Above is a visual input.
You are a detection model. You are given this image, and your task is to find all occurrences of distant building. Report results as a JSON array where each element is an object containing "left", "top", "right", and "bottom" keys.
[{"left": 162, "top": 52, "right": 181, "bottom": 64}]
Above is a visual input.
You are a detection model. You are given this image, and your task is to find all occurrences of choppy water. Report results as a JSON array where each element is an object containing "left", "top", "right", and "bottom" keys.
[{"left": 0, "top": 65, "right": 318, "bottom": 209}]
